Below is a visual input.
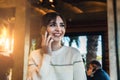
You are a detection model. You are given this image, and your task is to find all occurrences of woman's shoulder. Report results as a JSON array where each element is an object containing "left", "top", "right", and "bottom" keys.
[
  {"left": 29, "top": 49, "right": 41, "bottom": 58},
  {"left": 62, "top": 46, "right": 83, "bottom": 63},
  {"left": 63, "top": 46, "right": 82, "bottom": 57},
  {"left": 30, "top": 49, "right": 40, "bottom": 55},
  {"left": 63, "top": 46, "right": 80, "bottom": 54},
  {"left": 28, "top": 49, "right": 42, "bottom": 65}
]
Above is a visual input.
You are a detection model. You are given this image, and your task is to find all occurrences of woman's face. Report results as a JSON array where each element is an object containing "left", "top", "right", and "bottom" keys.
[{"left": 47, "top": 16, "right": 66, "bottom": 42}]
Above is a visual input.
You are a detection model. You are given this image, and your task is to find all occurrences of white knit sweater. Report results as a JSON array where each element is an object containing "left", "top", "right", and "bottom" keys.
[{"left": 27, "top": 46, "right": 87, "bottom": 80}]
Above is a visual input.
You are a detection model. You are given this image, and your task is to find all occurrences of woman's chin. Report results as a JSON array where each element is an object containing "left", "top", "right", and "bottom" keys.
[{"left": 52, "top": 38, "right": 62, "bottom": 42}]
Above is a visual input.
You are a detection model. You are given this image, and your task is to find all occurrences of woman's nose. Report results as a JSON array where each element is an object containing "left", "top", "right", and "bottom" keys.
[{"left": 55, "top": 25, "right": 61, "bottom": 31}]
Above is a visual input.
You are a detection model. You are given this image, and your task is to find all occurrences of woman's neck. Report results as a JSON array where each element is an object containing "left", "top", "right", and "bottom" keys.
[{"left": 52, "top": 41, "right": 62, "bottom": 51}]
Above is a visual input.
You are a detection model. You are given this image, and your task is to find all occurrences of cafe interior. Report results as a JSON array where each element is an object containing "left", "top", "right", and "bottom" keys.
[{"left": 0, "top": 0, "right": 119, "bottom": 80}]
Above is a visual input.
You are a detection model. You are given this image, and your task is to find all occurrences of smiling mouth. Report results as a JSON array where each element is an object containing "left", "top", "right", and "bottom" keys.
[{"left": 53, "top": 33, "right": 62, "bottom": 37}]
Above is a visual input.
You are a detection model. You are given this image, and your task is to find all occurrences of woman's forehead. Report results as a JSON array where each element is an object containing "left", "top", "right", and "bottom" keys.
[{"left": 49, "top": 16, "right": 63, "bottom": 23}]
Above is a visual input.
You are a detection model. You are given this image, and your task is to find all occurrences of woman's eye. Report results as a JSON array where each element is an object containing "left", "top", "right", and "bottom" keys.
[
  {"left": 48, "top": 23, "right": 65, "bottom": 27},
  {"left": 60, "top": 24, "right": 65, "bottom": 27},
  {"left": 49, "top": 24, "right": 56, "bottom": 27}
]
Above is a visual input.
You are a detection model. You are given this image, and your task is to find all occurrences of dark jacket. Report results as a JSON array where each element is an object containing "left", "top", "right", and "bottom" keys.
[{"left": 87, "top": 69, "right": 110, "bottom": 80}]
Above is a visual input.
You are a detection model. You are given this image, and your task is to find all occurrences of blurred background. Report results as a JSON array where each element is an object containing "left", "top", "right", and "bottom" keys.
[{"left": 0, "top": 0, "right": 119, "bottom": 80}]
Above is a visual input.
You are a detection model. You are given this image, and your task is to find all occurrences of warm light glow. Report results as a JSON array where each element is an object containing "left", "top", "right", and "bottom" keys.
[
  {"left": 0, "top": 26, "right": 8, "bottom": 51},
  {"left": 39, "top": 0, "right": 43, "bottom": 3},
  {"left": 5, "top": 38, "right": 10, "bottom": 51},
  {"left": 11, "top": 37, "right": 14, "bottom": 53},
  {"left": 0, "top": 24, "right": 14, "bottom": 55},
  {"left": 51, "top": 4, "right": 55, "bottom": 8},
  {"left": 49, "top": 0, "right": 53, "bottom": 3}
]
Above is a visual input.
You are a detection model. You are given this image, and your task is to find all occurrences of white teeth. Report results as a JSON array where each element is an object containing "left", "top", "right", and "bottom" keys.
[{"left": 54, "top": 33, "right": 61, "bottom": 37}]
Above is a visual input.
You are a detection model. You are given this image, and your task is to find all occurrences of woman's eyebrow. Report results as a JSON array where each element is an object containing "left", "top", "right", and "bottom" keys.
[
  {"left": 49, "top": 20, "right": 56, "bottom": 23},
  {"left": 60, "top": 22, "right": 65, "bottom": 24},
  {"left": 49, "top": 21, "right": 56, "bottom": 24}
]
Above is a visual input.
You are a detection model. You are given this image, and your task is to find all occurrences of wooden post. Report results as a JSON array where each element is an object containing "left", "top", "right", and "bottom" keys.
[
  {"left": 116, "top": 0, "right": 120, "bottom": 79},
  {"left": 12, "top": 0, "right": 30, "bottom": 80},
  {"left": 107, "top": 0, "right": 120, "bottom": 80}
]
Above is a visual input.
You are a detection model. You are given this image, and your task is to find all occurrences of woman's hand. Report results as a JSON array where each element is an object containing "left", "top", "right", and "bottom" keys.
[{"left": 41, "top": 31, "right": 54, "bottom": 55}]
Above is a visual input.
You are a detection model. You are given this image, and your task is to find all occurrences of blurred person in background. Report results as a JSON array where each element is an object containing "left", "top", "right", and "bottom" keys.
[{"left": 86, "top": 60, "right": 110, "bottom": 80}]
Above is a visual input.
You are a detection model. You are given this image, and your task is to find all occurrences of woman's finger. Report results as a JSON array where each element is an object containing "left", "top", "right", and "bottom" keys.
[
  {"left": 46, "top": 35, "right": 52, "bottom": 45},
  {"left": 48, "top": 39, "right": 54, "bottom": 48},
  {"left": 41, "top": 31, "right": 48, "bottom": 46},
  {"left": 48, "top": 38, "right": 54, "bottom": 54},
  {"left": 44, "top": 31, "right": 48, "bottom": 41},
  {"left": 41, "top": 34, "right": 45, "bottom": 46}
]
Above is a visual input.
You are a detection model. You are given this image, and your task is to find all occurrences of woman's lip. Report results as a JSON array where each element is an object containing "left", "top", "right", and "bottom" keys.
[{"left": 53, "top": 33, "right": 62, "bottom": 37}]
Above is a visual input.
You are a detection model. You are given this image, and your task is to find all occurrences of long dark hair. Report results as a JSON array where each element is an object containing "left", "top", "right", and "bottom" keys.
[{"left": 40, "top": 12, "right": 66, "bottom": 28}]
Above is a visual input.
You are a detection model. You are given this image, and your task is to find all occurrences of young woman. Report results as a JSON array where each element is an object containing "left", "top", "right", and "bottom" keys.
[{"left": 27, "top": 12, "right": 87, "bottom": 80}]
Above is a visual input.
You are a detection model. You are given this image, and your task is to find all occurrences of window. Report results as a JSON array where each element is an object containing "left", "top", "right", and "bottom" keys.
[{"left": 62, "top": 35, "right": 102, "bottom": 64}]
